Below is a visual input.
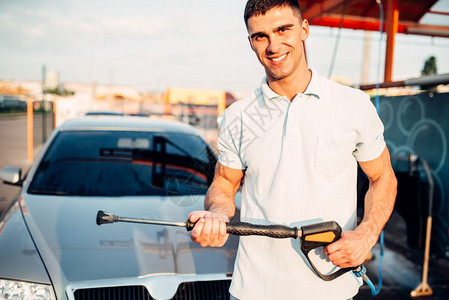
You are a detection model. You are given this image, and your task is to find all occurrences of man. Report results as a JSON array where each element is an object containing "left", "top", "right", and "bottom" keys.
[{"left": 189, "top": 0, "right": 397, "bottom": 299}]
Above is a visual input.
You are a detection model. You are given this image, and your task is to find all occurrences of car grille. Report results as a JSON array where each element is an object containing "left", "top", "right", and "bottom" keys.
[
  {"left": 73, "top": 280, "right": 231, "bottom": 300},
  {"left": 74, "top": 286, "right": 151, "bottom": 300}
]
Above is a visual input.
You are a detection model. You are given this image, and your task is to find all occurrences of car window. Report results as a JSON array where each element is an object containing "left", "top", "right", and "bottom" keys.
[{"left": 28, "top": 130, "right": 216, "bottom": 196}]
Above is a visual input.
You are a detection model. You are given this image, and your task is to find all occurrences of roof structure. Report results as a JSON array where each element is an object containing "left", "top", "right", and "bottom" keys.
[
  {"left": 300, "top": 0, "right": 449, "bottom": 37},
  {"left": 298, "top": 0, "right": 449, "bottom": 84}
]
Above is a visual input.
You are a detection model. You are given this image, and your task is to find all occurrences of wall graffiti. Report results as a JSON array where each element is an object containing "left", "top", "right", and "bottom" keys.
[{"left": 376, "top": 92, "right": 449, "bottom": 257}]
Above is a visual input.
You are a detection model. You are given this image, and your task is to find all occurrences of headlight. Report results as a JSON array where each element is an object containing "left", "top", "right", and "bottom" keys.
[{"left": 0, "top": 279, "right": 56, "bottom": 300}]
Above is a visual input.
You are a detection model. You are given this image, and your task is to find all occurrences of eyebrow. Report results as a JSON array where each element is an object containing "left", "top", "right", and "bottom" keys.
[
  {"left": 275, "top": 23, "right": 295, "bottom": 32},
  {"left": 250, "top": 23, "right": 295, "bottom": 39},
  {"left": 250, "top": 31, "right": 267, "bottom": 39}
]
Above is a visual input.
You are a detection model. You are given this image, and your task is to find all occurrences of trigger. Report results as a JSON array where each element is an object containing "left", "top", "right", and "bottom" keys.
[{"left": 304, "top": 232, "right": 336, "bottom": 243}]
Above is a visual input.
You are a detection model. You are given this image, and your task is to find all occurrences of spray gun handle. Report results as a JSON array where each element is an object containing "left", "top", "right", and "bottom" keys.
[
  {"left": 300, "top": 221, "right": 358, "bottom": 281},
  {"left": 186, "top": 218, "right": 360, "bottom": 281},
  {"left": 225, "top": 222, "right": 299, "bottom": 239},
  {"left": 186, "top": 220, "right": 299, "bottom": 238}
]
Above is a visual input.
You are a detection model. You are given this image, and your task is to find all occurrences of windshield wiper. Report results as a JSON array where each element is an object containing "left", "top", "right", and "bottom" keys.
[{"left": 28, "top": 189, "right": 68, "bottom": 195}]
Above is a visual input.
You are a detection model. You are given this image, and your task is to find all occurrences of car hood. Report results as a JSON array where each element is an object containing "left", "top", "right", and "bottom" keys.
[{"left": 20, "top": 195, "right": 238, "bottom": 284}]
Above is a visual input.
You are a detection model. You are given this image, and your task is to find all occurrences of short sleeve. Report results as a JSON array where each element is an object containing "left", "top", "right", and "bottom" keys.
[
  {"left": 353, "top": 96, "right": 386, "bottom": 162},
  {"left": 217, "top": 110, "right": 247, "bottom": 169}
]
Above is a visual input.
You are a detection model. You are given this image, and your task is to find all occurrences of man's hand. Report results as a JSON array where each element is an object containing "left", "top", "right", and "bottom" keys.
[
  {"left": 323, "top": 228, "right": 377, "bottom": 268},
  {"left": 189, "top": 162, "right": 244, "bottom": 248},
  {"left": 189, "top": 210, "right": 230, "bottom": 247}
]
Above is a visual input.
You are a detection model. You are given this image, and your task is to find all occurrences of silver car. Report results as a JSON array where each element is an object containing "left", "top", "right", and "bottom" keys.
[{"left": 0, "top": 117, "right": 238, "bottom": 300}]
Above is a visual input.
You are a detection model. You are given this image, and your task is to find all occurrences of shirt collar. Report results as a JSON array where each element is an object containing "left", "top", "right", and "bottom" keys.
[
  {"left": 303, "top": 68, "right": 321, "bottom": 99},
  {"left": 260, "top": 68, "right": 322, "bottom": 101}
]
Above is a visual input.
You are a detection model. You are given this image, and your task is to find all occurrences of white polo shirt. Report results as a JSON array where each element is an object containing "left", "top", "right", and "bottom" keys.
[{"left": 218, "top": 70, "right": 386, "bottom": 300}]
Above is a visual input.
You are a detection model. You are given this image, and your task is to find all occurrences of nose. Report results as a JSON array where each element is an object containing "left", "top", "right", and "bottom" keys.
[{"left": 267, "top": 36, "right": 282, "bottom": 54}]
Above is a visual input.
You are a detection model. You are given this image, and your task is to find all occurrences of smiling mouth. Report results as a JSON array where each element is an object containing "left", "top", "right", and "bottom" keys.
[{"left": 269, "top": 53, "right": 287, "bottom": 62}]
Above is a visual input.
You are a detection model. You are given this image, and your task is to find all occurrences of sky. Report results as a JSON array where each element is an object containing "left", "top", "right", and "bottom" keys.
[{"left": 1, "top": 0, "right": 449, "bottom": 95}]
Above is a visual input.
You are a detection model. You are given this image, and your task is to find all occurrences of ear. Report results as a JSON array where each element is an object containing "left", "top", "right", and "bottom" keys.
[
  {"left": 301, "top": 19, "right": 310, "bottom": 41},
  {"left": 248, "top": 35, "right": 256, "bottom": 51}
]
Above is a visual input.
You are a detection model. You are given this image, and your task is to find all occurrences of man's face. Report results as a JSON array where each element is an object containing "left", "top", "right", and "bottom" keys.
[{"left": 247, "top": 5, "right": 309, "bottom": 83}]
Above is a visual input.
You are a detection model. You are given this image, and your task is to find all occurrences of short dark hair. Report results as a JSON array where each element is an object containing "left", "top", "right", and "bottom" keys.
[{"left": 244, "top": 0, "right": 302, "bottom": 27}]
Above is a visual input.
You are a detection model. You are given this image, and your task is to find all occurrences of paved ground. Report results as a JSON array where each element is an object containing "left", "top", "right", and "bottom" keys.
[
  {"left": 355, "top": 212, "right": 449, "bottom": 300},
  {"left": 356, "top": 247, "right": 449, "bottom": 299}
]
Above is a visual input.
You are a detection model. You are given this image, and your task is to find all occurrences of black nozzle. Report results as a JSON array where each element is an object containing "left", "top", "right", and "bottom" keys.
[{"left": 96, "top": 210, "right": 117, "bottom": 225}]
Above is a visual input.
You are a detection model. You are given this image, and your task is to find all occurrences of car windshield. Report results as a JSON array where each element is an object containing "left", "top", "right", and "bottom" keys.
[{"left": 28, "top": 130, "right": 216, "bottom": 196}]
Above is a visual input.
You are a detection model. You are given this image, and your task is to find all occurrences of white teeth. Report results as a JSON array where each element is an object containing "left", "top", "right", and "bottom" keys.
[{"left": 271, "top": 54, "right": 287, "bottom": 62}]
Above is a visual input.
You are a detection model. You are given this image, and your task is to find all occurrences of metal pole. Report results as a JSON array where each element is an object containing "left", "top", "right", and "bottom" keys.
[
  {"left": 27, "top": 100, "right": 34, "bottom": 162},
  {"left": 411, "top": 158, "right": 434, "bottom": 297},
  {"left": 42, "top": 65, "right": 47, "bottom": 144},
  {"left": 384, "top": 0, "right": 398, "bottom": 82},
  {"left": 360, "top": 31, "right": 371, "bottom": 85}
]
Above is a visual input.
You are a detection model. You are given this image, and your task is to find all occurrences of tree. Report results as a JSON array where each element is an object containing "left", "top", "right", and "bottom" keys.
[
  {"left": 420, "top": 56, "right": 438, "bottom": 91},
  {"left": 421, "top": 56, "right": 437, "bottom": 76}
]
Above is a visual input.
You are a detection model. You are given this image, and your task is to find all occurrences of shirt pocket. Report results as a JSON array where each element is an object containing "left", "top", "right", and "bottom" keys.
[{"left": 315, "top": 137, "right": 355, "bottom": 177}]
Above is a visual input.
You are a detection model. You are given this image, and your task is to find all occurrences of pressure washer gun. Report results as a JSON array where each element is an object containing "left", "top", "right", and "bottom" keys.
[{"left": 96, "top": 211, "right": 376, "bottom": 288}]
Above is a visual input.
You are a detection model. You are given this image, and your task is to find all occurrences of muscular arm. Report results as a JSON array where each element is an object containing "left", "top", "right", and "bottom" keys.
[
  {"left": 189, "top": 162, "right": 245, "bottom": 247},
  {"left": 325, "top": 146, "right": 397, "bottom": 268}
]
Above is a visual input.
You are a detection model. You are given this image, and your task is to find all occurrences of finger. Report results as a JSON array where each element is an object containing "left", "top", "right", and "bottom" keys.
[
  {"left": 328, "top": 250, "right": 363, "bottom": 268},
  {"left": 324, "top": 239, "right": 343, "bottom": 255},
  {"left": 218, "top": 220, "right": 229, "bottom": 247},
  {"left": 214, "top": 218, "right": 229, "bottom": 247},
  {"left": 326, "top": 248, "right": 344, "bottom": 263},
  {"left": 219, "top": 219, "right": 227, "bottom": 237},
  {"left": 329, "top": 255, "right": 349, "bottom": 268},
  {"left": 190, "top": 217, "right": 205, "bottom": 243},
  {"left": 329, "top": 251, "right": 360, "bottom": 268},
  {"left": 208, "top": 217, "right": 220, "bottom": 247},
  {"left": 334, "top": 259, "right": 359, "bottom": 269},
  {"left": 199, "top": 217, "right": 213, "bottom": 247},
  {"left": 188, "top": 211, "right": 204, "bottom": 223}
]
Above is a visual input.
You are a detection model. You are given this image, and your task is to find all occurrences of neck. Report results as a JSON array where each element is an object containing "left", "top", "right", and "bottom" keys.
[{"left": 268, "top": 67, "right": 312, "bottom": 101}]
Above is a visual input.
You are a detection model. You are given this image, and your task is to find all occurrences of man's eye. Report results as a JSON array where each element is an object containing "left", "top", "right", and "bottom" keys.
[{"left": 254, "top": 35, "right": 266, "bottom": 41}]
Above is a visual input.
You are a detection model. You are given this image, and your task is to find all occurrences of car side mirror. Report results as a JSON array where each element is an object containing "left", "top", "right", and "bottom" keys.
[{"left": 0, "top": 166, "right": 23, "bottom": 186}]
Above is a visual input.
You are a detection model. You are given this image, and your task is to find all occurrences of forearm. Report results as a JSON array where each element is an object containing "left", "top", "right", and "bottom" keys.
[
  {"left": 189, "top": 163, "right": 243, "bottom": 247},
  {"left": 203, "top": 162, "right": 243, "bottom": 221},
  {"left": 357, "top": 170, "right": 397, "bottom": 246},
  {"left": 204, "top": 182, "right": 237, "bottom": 222}
]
